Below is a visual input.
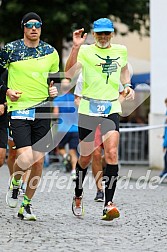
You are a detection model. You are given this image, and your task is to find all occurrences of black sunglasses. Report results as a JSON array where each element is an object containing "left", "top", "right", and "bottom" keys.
[
  {"left": 96, "top": 31, "right": 111, "bottom": 35},
  {"left": 24, "top": 22, "right": 42, "bottom": 29}
]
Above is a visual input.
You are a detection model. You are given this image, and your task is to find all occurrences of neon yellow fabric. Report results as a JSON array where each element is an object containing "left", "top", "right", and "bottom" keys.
[
  {"left": 22, "top": 195, "right": 31, "bottom": 205},
  {"left": 7, "top": 50, "right": 59, "bottom": 111},
  {"left": 12, "top": 177, "right": 20, "bottom": 186},
  {"left": 77, "top": 44, "right": 127, "bottom": 115}
]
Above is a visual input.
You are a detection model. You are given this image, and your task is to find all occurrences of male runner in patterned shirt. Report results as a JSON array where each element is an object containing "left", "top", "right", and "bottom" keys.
[{"left": 0, "top": 12, "right": 59, "bottom": 221}]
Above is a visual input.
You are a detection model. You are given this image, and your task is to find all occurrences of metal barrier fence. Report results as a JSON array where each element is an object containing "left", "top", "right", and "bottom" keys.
[
  {"left": 47, "top": 123, "right": 149, "bottom": 166},
  {"left": 119, "top": 123, "right": 149, "bottom": 165}
]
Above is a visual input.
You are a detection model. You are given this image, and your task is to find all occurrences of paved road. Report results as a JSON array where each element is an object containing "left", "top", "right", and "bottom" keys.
[{"left": 0, "top": 163, "right": 167, "bottom": 252}]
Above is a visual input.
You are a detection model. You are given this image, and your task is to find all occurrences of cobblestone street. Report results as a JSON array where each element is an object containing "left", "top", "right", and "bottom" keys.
[{"left": 0, "top": 164, "right": 167, "bottom": 252}]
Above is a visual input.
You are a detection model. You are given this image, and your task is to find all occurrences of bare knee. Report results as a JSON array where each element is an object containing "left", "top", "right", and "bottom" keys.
[
  {"left": 105, "top": 147, "right": 118, "bottom": 163},
  {"left": 16, "top": 153, "right": 35, "bottom": 170}
]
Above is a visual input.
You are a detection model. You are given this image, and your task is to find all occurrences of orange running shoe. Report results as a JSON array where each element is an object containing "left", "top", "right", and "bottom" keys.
[{"left": 101, "top": 202, "right": 120, "bottom": 221}]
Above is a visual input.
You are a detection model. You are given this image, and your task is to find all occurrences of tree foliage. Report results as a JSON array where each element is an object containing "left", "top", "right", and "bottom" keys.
[{"left": 0, "top": 0, "right": 149, "bottom": 67}]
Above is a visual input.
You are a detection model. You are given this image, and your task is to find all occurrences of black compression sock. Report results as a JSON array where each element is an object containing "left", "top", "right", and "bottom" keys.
[
  {"left": 75, "top": 161, "right": 88, "bottom": 197},
  {"left": 104, "top": 164, "right": 119, "bottom": 206}
]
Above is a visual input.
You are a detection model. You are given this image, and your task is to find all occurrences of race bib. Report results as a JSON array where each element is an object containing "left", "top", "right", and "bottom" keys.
[
  {"left": 89, "top": 99, "right": 112, "bottom": 116},
  {"left": 11, "top": 108, "right": 35, "bottom": 121}
]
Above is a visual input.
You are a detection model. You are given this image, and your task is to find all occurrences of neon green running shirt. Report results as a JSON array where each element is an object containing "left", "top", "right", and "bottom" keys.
[
  {"left": 0, "top": 39, "right": 59, "bottom": 111},
  {"left": 77, "top": 43, "right": 128, "bottom": 115}
]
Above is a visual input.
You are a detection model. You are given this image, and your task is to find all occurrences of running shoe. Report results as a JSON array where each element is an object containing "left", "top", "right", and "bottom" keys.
[
  {"left": 72, "top": 196, "right": 84, "bottom": 217},
  {"left": 6, "top": 183, "right": 19, "bottom": 208},
  {"left": 101, "top": 202, "right": 120, "bottom": 221},
  {"left": 94, "top": 190, "right": 104, "bottom": 202},
  {"left": 63, "top": 154, "right": 72, "bottom": 172},
  {"left": 18, "top": 203, "right": 36, "bottom": 221}
]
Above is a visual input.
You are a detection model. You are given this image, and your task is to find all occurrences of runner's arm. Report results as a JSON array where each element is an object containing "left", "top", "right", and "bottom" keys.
[
  {"left": 65, "top": 29, "right": 87, "bottom": 78},
  {"left": 53, "top": 106, "right": 59, "bottom": 120},
  {"left": 74, "top": 95, "right": 81, "bottom": 107},
  {"left": 120, "top": 64, "right": 131, "bottom": 85},
  {"left": 121, "top": 64, "right": 135, "bottom": 100}
]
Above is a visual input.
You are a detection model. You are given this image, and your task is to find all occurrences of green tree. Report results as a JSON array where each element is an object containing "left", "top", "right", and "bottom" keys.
[{"left": 0, "top": 0, "right": 149, "bottom": 68}]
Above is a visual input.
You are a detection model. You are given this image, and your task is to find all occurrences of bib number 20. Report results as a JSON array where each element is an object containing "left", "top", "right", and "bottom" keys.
[{"left": 97, "top": 105, "right": 105, "bottom": 112}]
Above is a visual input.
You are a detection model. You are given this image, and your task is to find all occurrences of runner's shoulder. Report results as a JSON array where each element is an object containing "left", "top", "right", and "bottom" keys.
[
  {"left": 3, "top": 39, "right": 22, "bottom": 51},
  {"left": 111, "top": 44, "right": 127, "bottom": 52},
  {"left": 40, "top": 40, "right": 57, "bottom": 55}
]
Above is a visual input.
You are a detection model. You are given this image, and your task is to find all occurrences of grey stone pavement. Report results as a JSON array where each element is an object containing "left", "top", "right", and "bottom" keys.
[{"left": 0, "top": 162, "right": 167, "bottom": 252}]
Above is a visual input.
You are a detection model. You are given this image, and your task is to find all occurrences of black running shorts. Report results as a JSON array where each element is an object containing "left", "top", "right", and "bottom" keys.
[
  {"left": 9, "top": 106, "right": 52, "bottom": 152},
  {"left": 78, "top": 113, "right": 119, "bottom": 142}
]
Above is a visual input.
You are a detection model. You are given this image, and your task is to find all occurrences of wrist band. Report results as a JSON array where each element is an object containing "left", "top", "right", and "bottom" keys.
[{"left": 124, "top": 83, "right": 132, "bottom": 88}]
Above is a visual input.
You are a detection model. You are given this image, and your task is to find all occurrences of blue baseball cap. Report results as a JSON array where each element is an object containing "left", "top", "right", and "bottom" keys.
[{"left": 93, "top": 18, "right": 114, "bottom": 32}]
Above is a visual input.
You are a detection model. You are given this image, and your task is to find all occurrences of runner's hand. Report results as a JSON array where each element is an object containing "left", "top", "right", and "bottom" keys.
[
  {"left": 123, "top": 87, "right": 135, "bottom": 100},
  {"left": 49, "top": 80, "right": 58, "bottom": 98},
  {"left": 73, "top": 28, "right": 87, "bottom": 47},
  {"left": 6, "top": 89, "right": 22, "bottom": 101},
  {"left": 0, "top": 104, "right": 5, "bottom": 115}
]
